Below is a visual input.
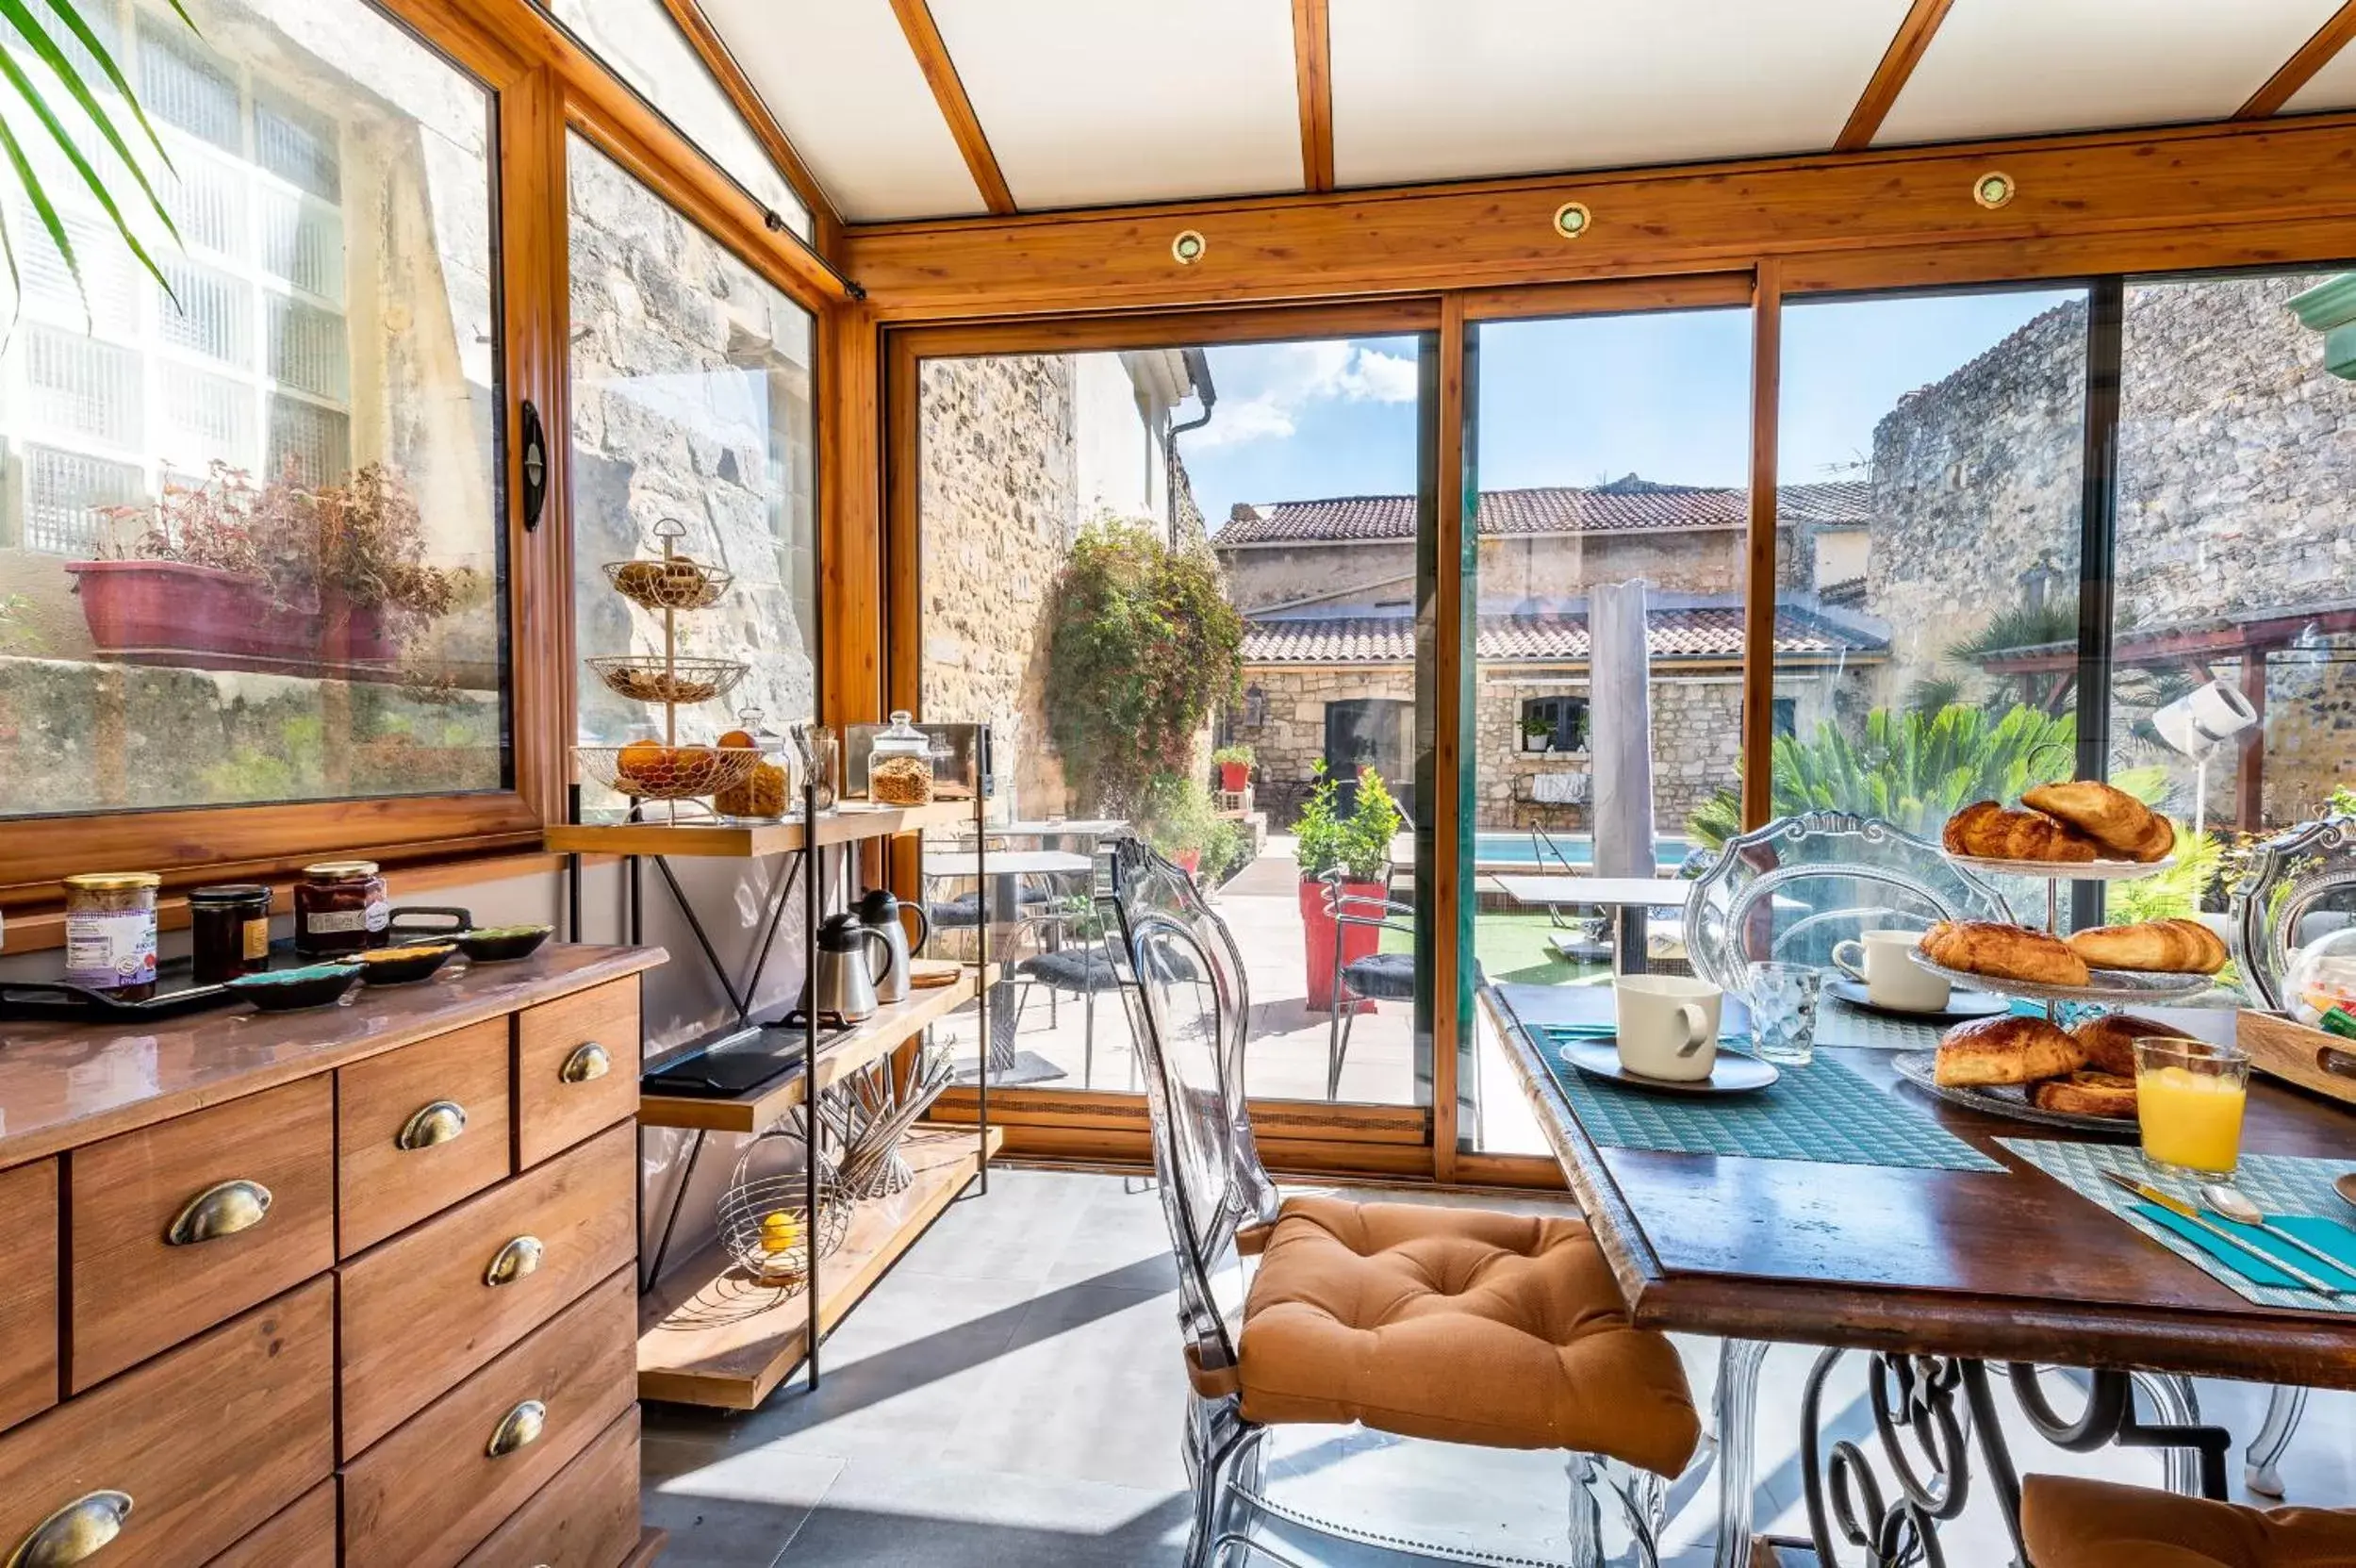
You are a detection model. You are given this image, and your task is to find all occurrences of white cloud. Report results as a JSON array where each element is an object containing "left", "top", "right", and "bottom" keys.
[{"left": 1185, "top": 343, "right": 1418, "bottom": 450}]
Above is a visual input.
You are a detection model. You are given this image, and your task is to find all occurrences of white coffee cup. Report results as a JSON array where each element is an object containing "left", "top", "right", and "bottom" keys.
[
  {"left": 1613, "top": 975, "right": 1722, "bottom": 1081},
  {"left": 1833, "top": 928, "right": 1951, "bottom": 1013}
]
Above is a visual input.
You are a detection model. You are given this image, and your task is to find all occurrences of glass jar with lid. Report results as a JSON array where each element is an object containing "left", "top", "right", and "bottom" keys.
[
  {"left": 865, "top": 710, "right": 935, "bottom": 806},
  {"left": 189, "top": 883, "right": 272, "bottom": 983},
  {"left": 295, "top": 861, "right": 388, "bottom": 956},
  {"left": 63, "top": 871, "right": 160, "bottom": 999},
  {"left": 715, "top": 708, "right": 795, "bottom": 822}
]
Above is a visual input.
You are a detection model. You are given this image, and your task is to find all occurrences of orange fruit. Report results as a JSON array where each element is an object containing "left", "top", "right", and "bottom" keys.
[
  {"left": 717, "top": 730, "right": 756, "bottom": 750},
  {"left": 616, "top": 739, "right": 664, "bottom": 781}
]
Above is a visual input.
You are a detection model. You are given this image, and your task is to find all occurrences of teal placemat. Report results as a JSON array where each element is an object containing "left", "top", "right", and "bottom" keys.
[
  {"left": 2001, "top": 1139, "right": 2356, "bottom": 1314},
  {"left": 1532, "top": 1026, "right": 2002, "bottom": 1172}
]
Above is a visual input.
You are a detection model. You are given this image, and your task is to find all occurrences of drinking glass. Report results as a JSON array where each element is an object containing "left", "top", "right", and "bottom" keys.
[
  {"left": 1745, "top": 961, "right": 1822, "bottom": 1065},
  {"left": 2133, "top": 1036, "right": 2249, "bottom": 1177}
]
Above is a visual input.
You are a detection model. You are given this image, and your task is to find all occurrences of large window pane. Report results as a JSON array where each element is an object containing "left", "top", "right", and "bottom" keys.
[
  {"left": 0, "top": 0, "right": 506, "bottom": 816},
  {"left": 915, "top": 337, "right": 1436, "bottom": 1108},
  {"left": 567, "top": 133, "right": 817, "bottom": 818}
]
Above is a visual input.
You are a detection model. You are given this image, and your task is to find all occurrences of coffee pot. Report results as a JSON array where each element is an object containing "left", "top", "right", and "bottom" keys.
[
  {"left": 807, "top": 911, "right": 895, "bottom": 1023},
  {"left": 856, "top": 888, "right": 931, "bottom": 1005}
]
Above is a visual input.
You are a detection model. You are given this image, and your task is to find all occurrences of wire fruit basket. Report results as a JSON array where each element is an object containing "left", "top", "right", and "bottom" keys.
[
  {"left": 586, "top": 654, "right": 750, "bottom": 706},
  {"left": 572, "top": 743, "right": 761, "bottom": 801},
  {"left": 603, "top": 555, "right": 734, "bottom": 612},
  {"left": 717, "top": 1125, "right": 856, "bottom": 1286}
]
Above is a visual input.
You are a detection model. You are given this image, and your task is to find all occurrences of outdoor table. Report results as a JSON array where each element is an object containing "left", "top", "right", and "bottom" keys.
[
  {"left": 1484, "top": 980, "right": 2356, "bottom": 1567},
  {"left": 1489, "top": 873, "right": 1693, "bottom": 974},
  {"left": 922, "top": 849, "right": 1094, "bottom": 1085}
]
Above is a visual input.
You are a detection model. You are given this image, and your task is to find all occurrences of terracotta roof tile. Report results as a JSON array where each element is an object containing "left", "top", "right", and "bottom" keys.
[
  {"left": 1240, "top": 606, "right": 1885, "bottom": 665},
  {"left": 1215, "top": 476, "right": 1870, "bottom": 546}
]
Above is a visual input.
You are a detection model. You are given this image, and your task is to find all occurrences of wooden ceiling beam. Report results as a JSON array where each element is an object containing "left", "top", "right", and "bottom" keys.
[
  {"left": 887, "top": 0, "right": 1016, "bottom": 215},
  {"left": 1836, "top": 0, "right": 1955, "bottom": 151},
  {"left": 657, "top": 0, "right": 844, "bottom": 256},
  {"left": 1291, "top": 0, "right": 1335, "bottom": 193},
  {"left": 2238, "top": 0, "right": 2356, "bottom": 118}
]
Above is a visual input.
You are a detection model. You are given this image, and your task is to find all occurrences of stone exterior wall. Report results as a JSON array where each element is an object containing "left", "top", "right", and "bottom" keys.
[{"left": 1239, "top": 664, "right": 1418, "bottom": 817}]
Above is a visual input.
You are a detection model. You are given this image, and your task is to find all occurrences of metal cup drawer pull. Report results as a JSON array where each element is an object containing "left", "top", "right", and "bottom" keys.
[
  {"left": 8, "top": 1490, "right": 133, "bottom": 1568},
  {"left": 559, "top": 1041, "right": 611, "bottom": 1083},
  {"left": 164, "top": 1180, "right": 271, "bottom": 1246},
  {"left": 485, "top": 1234, "right": 544, "bottom": 1287},
  {"left": 397, "top": 1099, "right": 469, "bottom": 1150},
  {"left": 486, "top": 1399, "right": 546, "bottom": 1458}
]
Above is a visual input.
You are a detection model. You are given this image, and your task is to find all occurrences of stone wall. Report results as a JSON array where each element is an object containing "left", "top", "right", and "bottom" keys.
[{"left": 1238, "top": 665, "right": 1418, "bottom": 817}]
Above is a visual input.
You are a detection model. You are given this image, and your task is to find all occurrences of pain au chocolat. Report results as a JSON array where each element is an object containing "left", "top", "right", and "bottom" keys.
[
  {"left": 1920, "top": 919, "right": 2091, "bottom": 988},
  {"left": 2066, "top": 918, "right": 2229, "bottom": 976},
  {"left": 1935, "top": 1015, "right": 2085, "bottom": 1087},
  {"left": 2020, "top": 781, "right": 2175, "bottom": 864},
  {"left": 1942, "top": 800, "right": 2101, "bottom": 863}
]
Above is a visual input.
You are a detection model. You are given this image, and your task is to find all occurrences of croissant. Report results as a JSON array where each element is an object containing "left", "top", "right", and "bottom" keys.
[
  {"left": 1941, "top": 801, "right": 2101, "bottom": 864},
  {"left": 1920, "top": 919, "right": 2091, "bottom": 987},
  {"left": 2031, "top": 1071, "right": 2139, "bottom": 1119},
  {"left": 2071, "top": 1012, "right": 2193, "bottom": 1075},
  {"left": 2021, "top": 782, "right": 2174, "bottom": 864},
  {"left": 2068, "top": 918, "right": 2228, "bottom": 976},
  {"left": 1935, "top": 1015, "right": 2084, "bottom": 1086}
]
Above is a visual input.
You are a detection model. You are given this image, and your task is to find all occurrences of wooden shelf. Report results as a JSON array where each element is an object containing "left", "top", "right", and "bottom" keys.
[
  {"left": 545, "top": 798, "right": 975, "bottom": 858},
  {"left": 635, "top": 966, "right": 996, "bottom": 1132},
  {"left": 636, "top": 1123, "right": 1005, "bottom": 1410}
]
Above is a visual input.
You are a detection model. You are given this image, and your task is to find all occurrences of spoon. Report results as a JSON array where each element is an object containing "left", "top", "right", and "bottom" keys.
[{"left": 2200, "top": 1182, "right": 2356, "bottom": 1281}]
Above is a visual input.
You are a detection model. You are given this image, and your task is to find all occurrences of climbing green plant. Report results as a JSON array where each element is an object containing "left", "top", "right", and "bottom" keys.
[{"left": 1046, "top": 518, "right": 1243, "bottom": 816}]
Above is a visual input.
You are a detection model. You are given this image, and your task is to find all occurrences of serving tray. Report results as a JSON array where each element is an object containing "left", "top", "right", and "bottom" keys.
[
  {"left": 1890, "top": 1049, "right": 2138, "bottom": 1135},
  {"left": 1908, "top": 949, "right": 2214, "bottom": 1005},
  {"left": 1942, "top": 851, "right": 2175, "bottom": 882}
]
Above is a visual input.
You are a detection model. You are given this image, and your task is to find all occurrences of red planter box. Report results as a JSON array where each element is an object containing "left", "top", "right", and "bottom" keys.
[
  {"left": 66, "top": 560, "right": 399, "bottom": 679},
  {"left": 1298, "top": 876, "right": 1383, "bottom": 1014},
  {"left": 1218, "top": 761, "right": 1249, "bottom": 792}
]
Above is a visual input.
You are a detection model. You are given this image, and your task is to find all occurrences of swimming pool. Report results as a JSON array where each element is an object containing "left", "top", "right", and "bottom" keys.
[{"left": 1470, "top": 831, "right": 1694, "bottom": 870}]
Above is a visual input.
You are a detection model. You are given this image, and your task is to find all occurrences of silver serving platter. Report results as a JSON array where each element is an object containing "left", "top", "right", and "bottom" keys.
[
  {"left": 1943, "top": 851, "right": 2176, "bottom": 882},
  {"left": 1908, "top": 949, "right": 2215, "bottom": 1004},
  {"left": 1890, "top": 1049, "right": 2139, "bottom": 1135}
]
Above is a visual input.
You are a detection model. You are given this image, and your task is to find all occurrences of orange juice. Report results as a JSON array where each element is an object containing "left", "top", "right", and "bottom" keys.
[{"left": 2135, "top": 1064, "right": 2248, "bottom": 1175}]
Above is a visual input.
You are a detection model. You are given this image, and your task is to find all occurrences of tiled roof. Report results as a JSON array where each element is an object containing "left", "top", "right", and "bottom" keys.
[
  {"left": 1240, "top": 606, "right": 1886, "bottom": 665},
  {"left": 1215, "top": 475, "right": 1870, "bottom": 546}
]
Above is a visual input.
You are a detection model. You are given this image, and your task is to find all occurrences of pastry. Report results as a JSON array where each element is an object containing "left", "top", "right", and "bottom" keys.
[
  {"left": 2031, "top": 1071, "right": 2139, "bottom": 1119},
  {"left": 1941, "top": 801, "right": 2101, "bottom": 864},
  {"left": 2071, "top": 1013, "right": 2194, "bottom": 1076},
  {"left": 2067, "top": 918, "right": 2228, "bottom": 976},
  {"left": 1934, "top": 1015, "right": 2085, "bottom": 1086},
  {"left": 1920, "top": 919, "right": 2091, "bottom": 987},
  {"left": 2021, "top": 782, "right": 2175, "bottom": 863}
]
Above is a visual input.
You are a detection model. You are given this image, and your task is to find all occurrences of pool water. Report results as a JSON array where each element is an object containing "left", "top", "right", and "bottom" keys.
[{"left": 1470, "top": 831, "right": 1693, "bottom": 869}]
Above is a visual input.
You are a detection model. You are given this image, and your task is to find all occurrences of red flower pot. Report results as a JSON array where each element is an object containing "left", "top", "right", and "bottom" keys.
[
  {"left": 66, "top": 560, "right": 399, "bottom": 679},
  {"left": 1173, "top": 849, "right": 1202, "bottom": 875},
  {"left": 1218, "top": 761, "right": 1249, "bottom": 792},
  {"left": 1299, "top": 876, "right": 1383, "bottom": 1013}
]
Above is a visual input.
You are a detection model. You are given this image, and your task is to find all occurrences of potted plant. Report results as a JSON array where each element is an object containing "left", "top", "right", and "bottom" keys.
[
  {"left": 1521, "top": 713, "right": 1556, "bottom": 753},
  {"left": 1144, "top": 771, "right": 1219, "bottom": 876},
  {"left": 1295, "top": 763, "right": 1404, "bottom": 1013},
  {"left": 1211, "top": 742, "right": 1254, "bottom": 793}
]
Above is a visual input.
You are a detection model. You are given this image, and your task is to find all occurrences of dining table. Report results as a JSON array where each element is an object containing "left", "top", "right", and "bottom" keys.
[
  {"left": 1489, "top": 874, "right": 1695, "bottom": 975},
  {"left": 922, "top": 848, "right": 1096, "bottom": 1086},
  {"left": 1484, "top": 980, "right": 2356, "bottom": 1568}
]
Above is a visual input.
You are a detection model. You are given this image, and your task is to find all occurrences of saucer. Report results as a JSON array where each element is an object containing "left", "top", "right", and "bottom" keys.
[
  {"left": 1823, "top": 976, "right": 2007, "bottom": 1021},
  {"left": 1557, "top": 1038, "right": 1780, "bottom": 1095}
]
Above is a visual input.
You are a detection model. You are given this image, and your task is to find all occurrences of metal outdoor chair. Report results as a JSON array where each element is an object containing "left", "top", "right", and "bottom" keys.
[
  {"left": 1007, "top": 899, "right": 1128, "bottom": 1090},
  {"left": 1681, "top": 810, "right": 2016, "bottom": 994},
  {"left": 1319, "top": 867, "right": 1416, "bottom": 1101},
  {"left": 1103, "top": 838, "right": 1704, "bottom": 1568}
]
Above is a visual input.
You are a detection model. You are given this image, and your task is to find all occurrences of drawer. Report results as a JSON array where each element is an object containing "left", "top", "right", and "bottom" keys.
[
  {"left": 341, "top": 1267, "right": 635, "bottom": 1568},
  {"left": 70, "top": 1076, "right": 335, "bottom": 1389},
  {"left": 205, "top": 1478, "right": 338, "bottom": 1568},
  {"left": 339, "top": 1120, "right": 634, "bottom": 1456},
  {"left": 339, "top": 1017, "right": 514, "bottom": 1255},
  {"left": 516, "top": 977, "right": 639, "bottom": 1168},
  {"left": 0, "top": 1278, "right": 334, "bottom": 1568},
  {"left": 0, "top": 1158, "right": 58, "bottom": 1434},
  {"left": 458, "top": 1407, "right": 641, "bottom": 1568}
]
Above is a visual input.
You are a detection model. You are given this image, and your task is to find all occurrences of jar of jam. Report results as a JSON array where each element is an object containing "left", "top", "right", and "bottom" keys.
[
  {"left": 63, "top": 871, "right": 160, "bottom": 999},
  {"left": 189, "top": 883, "right": 272, "bottom": 983},
  {"left": 295, "top": 861, "right": 387, "bottom": 956}
]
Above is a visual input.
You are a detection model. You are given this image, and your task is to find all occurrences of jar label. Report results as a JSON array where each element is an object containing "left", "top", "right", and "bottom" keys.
[
  {"left": 242, "top": 917, "right": 272, "bottom": 961},
  {"left": 66, "top": 909, "right": 157, "bottom": 989},
  {"left": 307, "top": 910, "right": 368, "bottom": 934},
  {"left": 366, "top": 896, "right": 389, "bottom": 933}
]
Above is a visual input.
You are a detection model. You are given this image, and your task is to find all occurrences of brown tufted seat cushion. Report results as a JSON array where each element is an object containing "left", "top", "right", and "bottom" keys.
[
  {"left": 2023, "top": 1476, "right": 2356, "bottom": 1568},
  {"left": 1199, "top": 1197, "right": 1698, "bottom": 1477}
]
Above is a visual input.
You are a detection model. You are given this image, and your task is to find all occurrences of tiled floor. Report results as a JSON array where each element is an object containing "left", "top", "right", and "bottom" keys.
[{"left": 642, "top": 1167, "right": 2352, "bottom": 1566}]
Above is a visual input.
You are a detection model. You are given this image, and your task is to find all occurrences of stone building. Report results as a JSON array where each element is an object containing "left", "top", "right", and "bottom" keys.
[{"left": 1215, "top": 480, "right": 1888, "bottom": 832}]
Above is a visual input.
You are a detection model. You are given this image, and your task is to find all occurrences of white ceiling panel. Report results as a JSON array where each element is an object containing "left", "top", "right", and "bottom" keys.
[
  {"left": 700, "top": 0, "right": 987, "bottom": 222},
  {"left": 1330, "top": 0, "right": 1914, "bottom": 189},
  {"left": 1876, "top": 0, "right": 2341, "bottom": 146},
  {"left": 927, "top": 0, "right": 1304, "bottom": 209},
  {"left": 2284, "top": 37, "right": 2356, "bottom": 113}
]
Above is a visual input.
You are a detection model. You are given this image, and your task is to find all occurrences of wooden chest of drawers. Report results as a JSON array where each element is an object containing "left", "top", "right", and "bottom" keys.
[{"left": 0, "top": 947, "right": 663, "bottom": 1568}]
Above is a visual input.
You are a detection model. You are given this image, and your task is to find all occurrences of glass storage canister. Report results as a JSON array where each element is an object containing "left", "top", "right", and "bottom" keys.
[
  {"left": 64, "top": 872, "right": 160, "bottom": 999},
  {"left": 865, "top": 710, "right": 935, "bottom": 806},
  {"left": 295, "top": 861, "right": 388, "bottom": 956},
  {"left": 189, "top": 883, "right": 273, "bottom": 984},
  {"left": 715, "top": 707, "right": 794, "bottom": 822}
]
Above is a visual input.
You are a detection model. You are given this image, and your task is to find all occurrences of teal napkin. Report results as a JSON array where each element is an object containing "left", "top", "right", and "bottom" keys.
[
  {"left": 1538, "top": 1022, "right": 1751, "bottom": 1046},
  {"left": 2131, "top": 1204, "right": 2356, "bottom": 1293}
]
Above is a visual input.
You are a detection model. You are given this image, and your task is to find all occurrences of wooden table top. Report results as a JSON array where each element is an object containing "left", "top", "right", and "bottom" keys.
[
  {"left": 1487, "top": 981, "right": 2356, "bottom": 1393},
  {"left": 0, "top": 944, "right": 666, "bottom": 1168}
]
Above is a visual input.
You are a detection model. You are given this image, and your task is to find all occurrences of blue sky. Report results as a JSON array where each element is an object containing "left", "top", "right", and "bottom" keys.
[{"left": 1176, "top": 288, "right": 2082, "bottom": 528}]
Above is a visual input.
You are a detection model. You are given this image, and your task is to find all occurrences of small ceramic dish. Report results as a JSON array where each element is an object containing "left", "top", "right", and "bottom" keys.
[
  {"left": 454, "top": 924, "right": 553, "bottom": 963},
  {"left": 358, "top": 943, "right": 457, "bottom": 986},
  {"left": 230, "top": 962, "right": 363, "bottom": 1012}
]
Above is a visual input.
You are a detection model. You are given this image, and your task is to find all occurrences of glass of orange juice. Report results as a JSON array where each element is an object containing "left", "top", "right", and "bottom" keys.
[{"left": 2133, "top": 1036, "right": 2250, "bottom": 1177}]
